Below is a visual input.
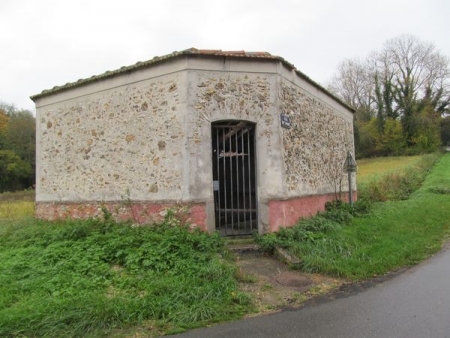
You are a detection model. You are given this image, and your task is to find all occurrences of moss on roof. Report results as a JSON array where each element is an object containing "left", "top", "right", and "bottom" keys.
[{"left": 30, "top": 48, "right": 354, "bottom": 112}]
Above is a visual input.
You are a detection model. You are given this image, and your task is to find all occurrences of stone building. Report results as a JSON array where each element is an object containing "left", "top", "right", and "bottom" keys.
[{"left": 31, "top": 48, "right": 355, "bottom": 235}]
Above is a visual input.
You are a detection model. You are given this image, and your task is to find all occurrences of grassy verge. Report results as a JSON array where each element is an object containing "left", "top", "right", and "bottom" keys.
[
  {"left": 0, "top": 213, "right": 252, "bottom": 337},
  {"left": 256, "top": 153, "right": 450, "bottom": 280}
]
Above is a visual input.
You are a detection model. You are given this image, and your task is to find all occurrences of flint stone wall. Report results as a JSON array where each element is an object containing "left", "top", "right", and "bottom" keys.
[
  {"left": 279, "top": 80, "right": 355, "bottom": 196},
  {"left": 33, "top": 55, "right": 354, "bottom": 232},
  {"left": 38, "top": 74, "right": 184, "bottom": 202}
]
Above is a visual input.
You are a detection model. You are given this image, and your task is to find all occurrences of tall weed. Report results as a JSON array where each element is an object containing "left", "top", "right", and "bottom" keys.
[
  {"left": 0, "top": 216, "right": 251, "bottom": 337},
  {"left": 255, "top": 206, "right": 350, "bottom": 254}
]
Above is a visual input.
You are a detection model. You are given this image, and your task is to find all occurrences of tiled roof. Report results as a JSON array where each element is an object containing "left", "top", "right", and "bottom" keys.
[{"left": 30, "top": 48, "right": 354, "bottom": 112}]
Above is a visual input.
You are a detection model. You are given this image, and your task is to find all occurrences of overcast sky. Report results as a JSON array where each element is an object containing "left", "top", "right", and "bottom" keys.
[{"left": 1, "top": 0, "right": 449, "bottom": 113}]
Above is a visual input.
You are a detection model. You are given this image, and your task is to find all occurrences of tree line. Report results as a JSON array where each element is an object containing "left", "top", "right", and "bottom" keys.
[
  {"left": 0, "top": 102, "right": 35, "bottom": 192},
  {"left": 328, "top": 35, "right": 450, "bottom": 158}
]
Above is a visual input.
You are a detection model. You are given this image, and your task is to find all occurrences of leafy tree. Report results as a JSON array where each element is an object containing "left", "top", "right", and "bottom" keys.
[
  {"left": 442, "top": 116, "right": 450, "bottom": 147},
  {"left": 5, "top": 110, "right": 36, "bottom": 182},
  {"left": 0, "top": 150, "right": 32, "bottom": 192},
  {"left": 0, "top": 102, "right": 36, "bottom": 191},
  {"left": 0, "top": 108, "right": 9, "bottom": 131},
  {"left": 356, "top": 119, "right": 378, "bottom": 158},
  {"left": 408, "top": 103, "right": 442, "bottom": 153},
  {"left": 0, "top": 108, "right": 9, "bottom": 149},
  {"left": 381, "top": 118, "right": 406, "bottom": 155}
]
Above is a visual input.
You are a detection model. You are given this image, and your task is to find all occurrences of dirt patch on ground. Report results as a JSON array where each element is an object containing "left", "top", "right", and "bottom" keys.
[{"left": 235, "top": 250, "right": 347, "bottom": 314}]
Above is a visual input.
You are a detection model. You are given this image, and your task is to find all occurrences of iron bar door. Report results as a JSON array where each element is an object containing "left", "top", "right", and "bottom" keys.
[{"left": 211, "top": 121, "right": 257, "bottom": 236}]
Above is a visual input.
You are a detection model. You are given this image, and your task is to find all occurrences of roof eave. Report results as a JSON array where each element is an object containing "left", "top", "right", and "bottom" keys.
[{"left": 30, "top": 48, "right": 355, "bottom": 113}]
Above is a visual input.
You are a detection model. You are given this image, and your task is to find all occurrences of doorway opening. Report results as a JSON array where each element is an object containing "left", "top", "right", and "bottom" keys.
[{"left": 211, "top": 121, "right": 257, "bottom": 236}]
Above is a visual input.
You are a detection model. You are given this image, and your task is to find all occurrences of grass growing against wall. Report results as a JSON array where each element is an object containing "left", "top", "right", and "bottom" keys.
[
  {"left": 0, "top": 213, "right": 252, "bottom": 337},
  {"left": 256, "top": 153, "right": 450, "bottom": 280}
]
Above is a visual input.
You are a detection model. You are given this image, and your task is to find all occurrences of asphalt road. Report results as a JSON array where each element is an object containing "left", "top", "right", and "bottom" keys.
[{"left": 172, "top": 245, "right": 450, "bottom": 338}]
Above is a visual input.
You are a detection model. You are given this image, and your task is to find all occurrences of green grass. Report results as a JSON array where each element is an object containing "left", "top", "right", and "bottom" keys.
[
  {"left": 0, "top": 213, "right": 252, "bottom": 337},
  {"left": 2, "top": 154, "right": 450, "bottom": 336},
  {"left": 257, "top": 153, "right": 450, "bottom": 280}
]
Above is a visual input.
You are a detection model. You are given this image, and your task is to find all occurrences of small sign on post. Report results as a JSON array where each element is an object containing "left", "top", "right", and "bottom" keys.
[
  {"left": 343, "top": 151, "right": 357, "bottom": 172},
  {"left": 343, "top": 151, "right": 357, "bottom": 206}
]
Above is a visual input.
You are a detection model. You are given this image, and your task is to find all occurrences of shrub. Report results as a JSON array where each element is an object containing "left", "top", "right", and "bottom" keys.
[
  {"left": 253, "top": 232, "right": 280, "bottom": 253},
  {"left": 325, "top": 198, "right": 371, "bottom": 219},
  {"left": 351, "top": 198, "right": 372, "bottom": 216},
  {"left": 255, "top": 213, "right": 344, "bottom": 254},
  {"left": 322, "top": 208, "right": 353, "bottom": 224}
]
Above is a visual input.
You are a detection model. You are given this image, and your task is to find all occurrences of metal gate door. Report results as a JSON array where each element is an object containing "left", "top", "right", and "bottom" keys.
[{"left": 211, "top": 121, "right": 257, "bottom": 236}]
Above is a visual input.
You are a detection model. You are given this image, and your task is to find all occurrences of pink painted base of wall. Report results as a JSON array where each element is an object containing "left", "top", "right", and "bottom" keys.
[
  {"left": 36, "top": 193, "right": 355, "bottom": 234},
  {"left": 35, "top": 201, "right": 207, "bottom": 231},
  {"left": 268, "top": 192, "right": 357, "bottom": 232}
]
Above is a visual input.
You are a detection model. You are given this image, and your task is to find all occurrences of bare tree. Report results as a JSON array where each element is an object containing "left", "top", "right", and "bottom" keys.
[
  {"left": 330, "top": 35, "right": 449, "bottom": 117},
  {"left": 375, "top": 35, "right": 450, "bottom": 137},
  {"left": 329, "top": 35, "right": 450, "bottom": 152},
  {"left": 382, "top": 35, "right": 449, "bottom": 101},
  {"left": 329, "top": 58, "right": 374, "bottom": 110}
]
